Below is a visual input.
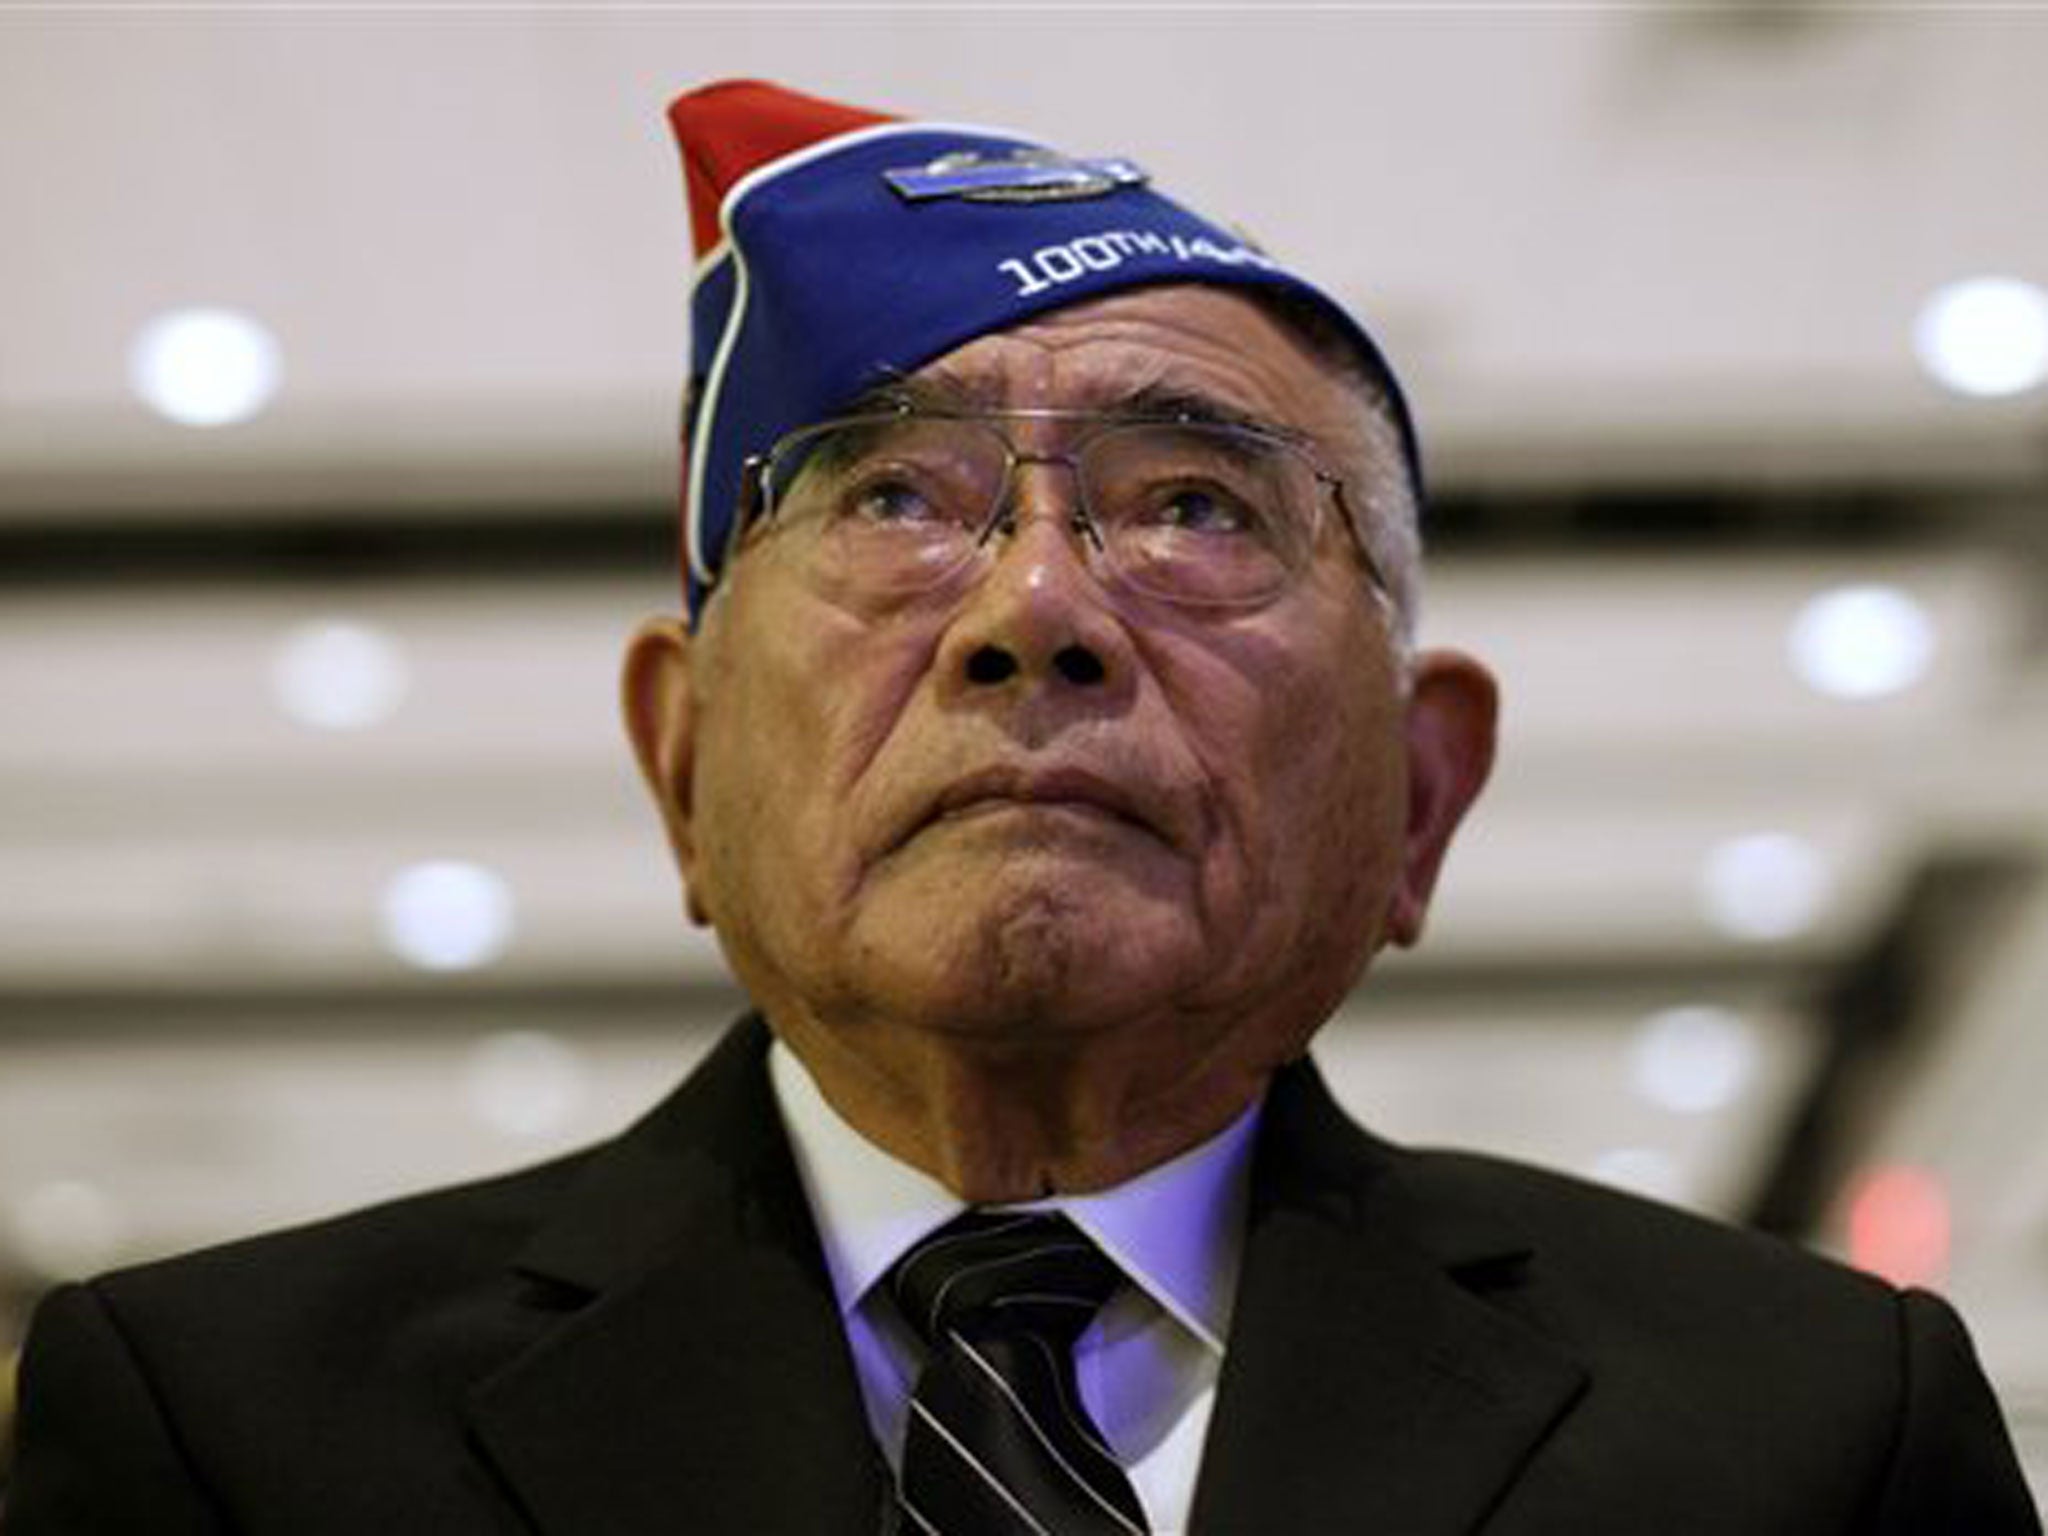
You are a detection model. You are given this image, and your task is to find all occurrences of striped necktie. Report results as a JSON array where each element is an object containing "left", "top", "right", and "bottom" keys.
[{"left": 889, "top": 1210, "right": 1151, "bottom": 1536}]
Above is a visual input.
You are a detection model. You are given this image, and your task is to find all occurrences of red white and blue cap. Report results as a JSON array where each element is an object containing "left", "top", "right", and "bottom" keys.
[{"left": 668, "top": 78, "right": 1418, "bottom": 616}]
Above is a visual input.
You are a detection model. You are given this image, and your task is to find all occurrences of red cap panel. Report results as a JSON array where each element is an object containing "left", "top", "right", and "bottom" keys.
[{"left": 667, "top": 79, "right": 896, "bottom": 257}]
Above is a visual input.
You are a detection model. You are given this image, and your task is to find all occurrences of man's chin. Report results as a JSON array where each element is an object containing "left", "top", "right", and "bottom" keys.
[{"left": 846, "top": 896, "right": 1200, "bottom": 1040}]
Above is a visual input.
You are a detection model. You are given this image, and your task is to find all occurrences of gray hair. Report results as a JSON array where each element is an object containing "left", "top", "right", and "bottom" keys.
[{"left": 1252, "top": 291, "right": 1424, "bottom": 653}]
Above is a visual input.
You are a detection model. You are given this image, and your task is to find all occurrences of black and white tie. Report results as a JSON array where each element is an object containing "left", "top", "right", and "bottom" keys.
[{"left": 889, "top": 1210, "right": 1151, "bottom": 1536}]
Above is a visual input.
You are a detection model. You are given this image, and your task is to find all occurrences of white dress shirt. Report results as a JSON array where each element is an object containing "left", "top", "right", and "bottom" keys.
[{"left": 768, "top": 1041, "right": 1262, "bottom": 1536}]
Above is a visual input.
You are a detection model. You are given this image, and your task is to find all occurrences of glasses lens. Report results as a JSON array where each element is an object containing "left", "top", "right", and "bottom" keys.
[
  {"left": 1080, "top": 422, "right": 1314, "bottom": 607},
  {"left": 766, "top": 416, "right": 1006, "bottom": 596}
]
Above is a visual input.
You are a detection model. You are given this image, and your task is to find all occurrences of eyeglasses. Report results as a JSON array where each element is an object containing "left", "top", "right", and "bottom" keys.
[{"left": 724, "top": 406, "right": 1383, "bottom": 611}]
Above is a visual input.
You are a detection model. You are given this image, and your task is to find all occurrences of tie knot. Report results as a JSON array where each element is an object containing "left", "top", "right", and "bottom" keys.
[{"left": 889, "top": 1211, "right": 1124, "bottom": 1349}]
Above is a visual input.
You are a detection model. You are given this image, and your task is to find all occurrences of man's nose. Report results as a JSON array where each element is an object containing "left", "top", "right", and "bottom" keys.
[{"left": 938, "top": 463, "right": 1129, "bottom": 697}]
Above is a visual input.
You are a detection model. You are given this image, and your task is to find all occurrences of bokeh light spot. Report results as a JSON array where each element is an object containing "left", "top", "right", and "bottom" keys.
[
  {"left": 128, "top": 306, "right": 283, "bottom": 426},
  {"left": 1847, "top": 1164, "right": 1950, "bottom": 1288},
  {"left": 1700, "top": 832, "right": 1831, "bottom": 942},
  {"left": 1788, "top": 585, "right": 1935, "bottom": 701},
  {"left": 10, "top": 1179, "right": 128, "bottom": 1281},
  {"left": 271, "top": 619, "right": 409, "bottom": 730},
  {"left": 462, "top": 1031, "right": 588, "bottom": 1139},
  {"left": 1589, "top": 1147, "right": 1687, "bottom": 1204},
  {"left": 1633, "top": 1005, "right": 1759, "bottom": 1115},
  {"left": 1913, "top": 276, "right": 2048, "bottom": 398},
  {"left": 379, "top": 860, "right": 515, "bottom": 972}
]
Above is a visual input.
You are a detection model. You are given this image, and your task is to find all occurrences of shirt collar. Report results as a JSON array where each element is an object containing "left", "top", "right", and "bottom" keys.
[{"left": 769, "top": 1037, "right": 1261, "bottom": 1353}]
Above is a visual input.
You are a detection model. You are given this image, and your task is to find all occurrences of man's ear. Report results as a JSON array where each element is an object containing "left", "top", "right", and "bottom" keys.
[
  {"left": 621, "top": 615, "right": 711, "bottom": 925},
  {"left": 1385, "top": 648, "right": 1499, "bottom": 948}
]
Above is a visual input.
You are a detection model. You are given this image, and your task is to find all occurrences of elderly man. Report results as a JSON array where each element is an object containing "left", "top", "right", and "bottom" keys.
[{"left": 7, "top": 80, "right": 2038, "bottom": 1535}]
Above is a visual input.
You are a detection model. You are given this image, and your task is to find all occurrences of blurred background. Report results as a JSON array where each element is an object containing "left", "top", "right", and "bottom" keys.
[{"left": 1, "top": 3, "right": 2043, "bottom": 1500}]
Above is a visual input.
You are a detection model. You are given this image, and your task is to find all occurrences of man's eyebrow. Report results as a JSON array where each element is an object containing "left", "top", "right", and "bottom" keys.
[
  {"left": 1112, "top": 382, "right": 1273, "bottom": 430},
  {"left": 845, "top": 373, "right": 1280, "bottom": 430}
]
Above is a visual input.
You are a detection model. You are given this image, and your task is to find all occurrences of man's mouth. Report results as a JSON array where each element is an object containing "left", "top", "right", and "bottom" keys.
[{"left": 910, "top": 765, "right": 1168, "bottom": 848}]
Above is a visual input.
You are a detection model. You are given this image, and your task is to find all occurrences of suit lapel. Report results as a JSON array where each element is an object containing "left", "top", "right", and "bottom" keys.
[
  {"left": 1189, "top": 1058, "right": 1588, "bottom": 1536},
  {"left": 456, "top": 1025, "right": 1586, "bottom": 1535},
  {"left": 463, "top": 1018, "right": 893, "bottom": 1536}
]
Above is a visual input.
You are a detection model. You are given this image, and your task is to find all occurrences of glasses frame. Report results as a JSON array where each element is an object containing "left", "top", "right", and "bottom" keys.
[{"left": 714, "top": 403, "right": 1388, "bottom": 609}]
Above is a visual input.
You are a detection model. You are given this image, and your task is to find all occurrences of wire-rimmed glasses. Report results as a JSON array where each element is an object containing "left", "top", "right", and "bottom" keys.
[{"left": 723, "top": 405, "right": 1382, "bottom": 611}]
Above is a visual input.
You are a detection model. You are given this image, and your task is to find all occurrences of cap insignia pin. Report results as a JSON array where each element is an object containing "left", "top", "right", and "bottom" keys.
[{"left": 883, "top": 148, "right": 1149, "bottom": 205}]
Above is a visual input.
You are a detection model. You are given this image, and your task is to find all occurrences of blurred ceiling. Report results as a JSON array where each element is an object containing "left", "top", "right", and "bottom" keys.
[{"left": 2, "top": 4, "right": 2046, "bottom": 1469}]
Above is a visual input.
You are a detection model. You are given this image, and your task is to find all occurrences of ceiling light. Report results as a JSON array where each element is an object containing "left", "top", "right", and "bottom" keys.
[
  {"left": 1700, "top": 832, "right": 1830, "bottom": 941},
  {"left": 379, "top": 860, "right": 515, "bottom": 972},
  {"left": 1787, "top": 585, "right": 1935, "bottom": 701},
  {"left": 128, "top": 306, "right": 283, "bottom": 426},
  {"left": 1912, "top": 276, "right": 2048, "bottom": 398},
  {"left": 271, "top": 619, "right": 409, "bottom": 730}
]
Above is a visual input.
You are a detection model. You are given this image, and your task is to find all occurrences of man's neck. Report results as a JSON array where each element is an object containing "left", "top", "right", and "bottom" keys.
[{"left": 767, "top": 1011, "right": 1277, "bottom": 1201}]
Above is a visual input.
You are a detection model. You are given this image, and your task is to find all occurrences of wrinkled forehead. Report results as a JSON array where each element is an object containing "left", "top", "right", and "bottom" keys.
[{"left": 898, "top": 285, "right": 1366, "bottom": 435}]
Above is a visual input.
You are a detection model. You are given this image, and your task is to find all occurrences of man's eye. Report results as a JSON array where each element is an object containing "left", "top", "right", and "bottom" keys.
[
  {"left": 1145, "top": 484, "right": 1257, "bottom": 535},
  {"left": 844, "top": 475, "right": 942, "bottom": 525}
]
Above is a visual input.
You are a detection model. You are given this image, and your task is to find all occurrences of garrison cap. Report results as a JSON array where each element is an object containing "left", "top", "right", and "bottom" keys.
[{"left": 668, "top": 78, "right": 1417, "bottom": 617}]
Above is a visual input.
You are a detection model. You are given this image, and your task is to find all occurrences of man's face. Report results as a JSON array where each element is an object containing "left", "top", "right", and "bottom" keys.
[{"left": 626, "top": 285, "right": 1494, "bottom": 1101}]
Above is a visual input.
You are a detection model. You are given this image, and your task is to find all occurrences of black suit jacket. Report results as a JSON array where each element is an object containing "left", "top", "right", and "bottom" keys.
[{"left": 7, "top": 1015, "right": 2039, "bottom": 1534}]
